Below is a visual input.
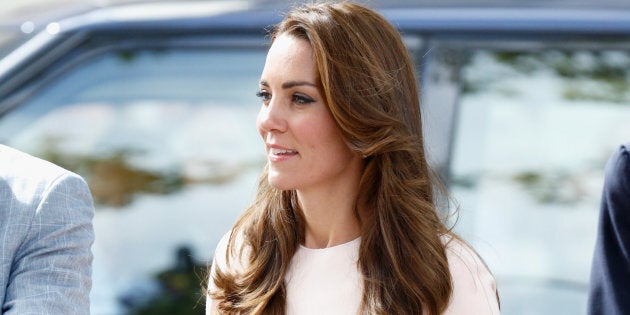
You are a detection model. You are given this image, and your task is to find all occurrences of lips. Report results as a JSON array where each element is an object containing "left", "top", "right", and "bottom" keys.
[
  {"left": 270, "top": 148, "right": 298, "bottom": 155},
  {"left": 267, "top": 145, "right": 298, "bottom": 162}
]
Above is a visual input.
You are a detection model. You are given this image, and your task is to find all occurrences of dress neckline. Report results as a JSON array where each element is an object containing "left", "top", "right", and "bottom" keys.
[{"left": 298, "top": 237, "right": 361, "bottom": 252}]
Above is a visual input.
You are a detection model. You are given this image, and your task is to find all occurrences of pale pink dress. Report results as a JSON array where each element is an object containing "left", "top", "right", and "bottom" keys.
[{"left": 208, "top": 233, "right": 500, "bottom": 314}]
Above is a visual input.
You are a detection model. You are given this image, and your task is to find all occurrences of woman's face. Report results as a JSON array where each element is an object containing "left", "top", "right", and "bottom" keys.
[{"left": 257, "top": 34, "right": 362, "bottom": 192}]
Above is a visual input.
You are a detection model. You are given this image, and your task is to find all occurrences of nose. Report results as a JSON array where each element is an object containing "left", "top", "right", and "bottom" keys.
[{"left": 257, "top": 98, "right": 287, "bottom": 134}]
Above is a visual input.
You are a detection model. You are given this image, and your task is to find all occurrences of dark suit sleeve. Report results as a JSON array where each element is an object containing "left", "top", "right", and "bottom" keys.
[
  {"left": 588, "top": 143, "right": 630, "bottom": 315},
  {"left": 3, "top": 172, "right": 95, "bottom": 315}
]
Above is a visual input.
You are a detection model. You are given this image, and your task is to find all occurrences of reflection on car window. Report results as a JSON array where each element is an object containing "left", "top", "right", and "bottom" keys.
[
  {"left": 448, "top": 48, "right": 630, "bottom": 315},
  {"left": 0, "top": 47, "right": 267, "bottom": 314}
]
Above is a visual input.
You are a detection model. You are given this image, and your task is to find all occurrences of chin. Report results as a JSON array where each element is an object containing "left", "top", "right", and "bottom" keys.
[{"left": 267, "top": 175, "right": 295, "bottom": 191}]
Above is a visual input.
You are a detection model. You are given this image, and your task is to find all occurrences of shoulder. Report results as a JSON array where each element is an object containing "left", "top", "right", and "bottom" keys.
[
  {"left": 0, "top": 144, "right": 69, "bottom": 179},
  {"left": 0, "top": 144, "right": 89, "bottom": 196},
  {"left": 0, "top": 146, "right": 94, "bottom": 313},
  {"left": 443, "top": 236, "right": 500, "bottom": 314},
  {"left": 603, "top": 143, "right": 630, "bottom": 195},
  {"left": 212, "top": 232, "right": 232, "bottom": 270},
  {"left": 0, "top": 144, "right": 94, "bottom": 234},
  {"left": 212, "top": 230, "right": 248, "bottom": 275},
  {"left": 208, "top": 229, "right": 248, "bottom": 307},
  {"left": 0, "top": 144, "right": 92, "bottom": 216}
]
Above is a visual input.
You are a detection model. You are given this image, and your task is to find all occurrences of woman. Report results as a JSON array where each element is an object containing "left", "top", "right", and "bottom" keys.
[{"left": 207, "top": 2, "right": 499, "bottom": 314}]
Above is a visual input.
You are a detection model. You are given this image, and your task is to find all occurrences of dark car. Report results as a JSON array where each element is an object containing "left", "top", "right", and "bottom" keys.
[{"left": 2, "top": 1, "right": 630, "bottom": 314}]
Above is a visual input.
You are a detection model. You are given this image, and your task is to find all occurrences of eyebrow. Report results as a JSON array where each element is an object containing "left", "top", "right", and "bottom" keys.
[{"left": 259, "top": 80, "right": 318, "bottom": 89}]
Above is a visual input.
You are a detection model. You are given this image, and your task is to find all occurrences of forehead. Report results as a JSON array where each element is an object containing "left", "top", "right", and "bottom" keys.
[
  {"left": 262, "top": 34, "right": 316, "bottom": 80},
  {"left": 269, "top": 34, "right": 312, "bottom": 59}
]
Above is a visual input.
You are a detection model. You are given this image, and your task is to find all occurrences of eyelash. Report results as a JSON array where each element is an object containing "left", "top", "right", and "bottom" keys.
[
  {"left": 255, "top": 91, "right": 315, "bottom": 105},
  {"left": 293, "top": 94, "right": 315, "bottom": 105},
  {"left": 255, "top": 90, "right": 271, "bottom": 102}
]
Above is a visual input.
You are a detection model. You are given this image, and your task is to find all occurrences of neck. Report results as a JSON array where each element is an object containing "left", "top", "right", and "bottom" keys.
[{"left": 296, "top": 176, "right": 362, "bottom": 249}]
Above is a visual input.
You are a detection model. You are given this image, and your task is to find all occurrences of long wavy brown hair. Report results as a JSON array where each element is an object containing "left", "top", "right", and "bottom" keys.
[{"left": 210, "top": 2, "right": 453, "bottom": 314}]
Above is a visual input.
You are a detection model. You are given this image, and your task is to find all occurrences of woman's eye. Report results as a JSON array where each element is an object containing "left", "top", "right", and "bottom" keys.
[
  {"left": 293, "top": 94, "right": 314, "bottom": 105},
  {"left": 256, "top": 90, "right": 271, "bottom": 102}
]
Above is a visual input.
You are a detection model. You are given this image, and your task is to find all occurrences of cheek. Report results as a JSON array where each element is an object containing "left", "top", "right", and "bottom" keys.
[
  {"left": 305, "top": 116, "right": 348, "bottom": 152},
  {"left": 294, "top": 117, "right": 325, "bottom": 145}
]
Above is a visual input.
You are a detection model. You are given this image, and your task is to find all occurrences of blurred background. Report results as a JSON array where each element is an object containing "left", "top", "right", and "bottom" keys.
[{"left": 1, "top": 0, "right": 630, "bottom": 314}]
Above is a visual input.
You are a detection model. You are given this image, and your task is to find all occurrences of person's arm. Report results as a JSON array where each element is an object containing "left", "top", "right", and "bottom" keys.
[
  {"left": 3, "top": 172, "right": 95, "bottom": 314},
  {"left": 588, "top": 144, "right": 630, "bottom": 315}
]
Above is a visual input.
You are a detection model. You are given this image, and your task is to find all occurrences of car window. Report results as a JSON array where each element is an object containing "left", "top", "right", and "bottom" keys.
[
  {"left": 425, "top": 44, "right": 630, "bottom": 314},
  {"left": 0, "top": 46, "right": 267, "bottom": 314}
]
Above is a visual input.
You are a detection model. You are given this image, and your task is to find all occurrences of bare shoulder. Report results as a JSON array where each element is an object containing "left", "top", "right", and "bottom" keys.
[{"left": 442, "top": 235, "right": 501, "bottom": 314}]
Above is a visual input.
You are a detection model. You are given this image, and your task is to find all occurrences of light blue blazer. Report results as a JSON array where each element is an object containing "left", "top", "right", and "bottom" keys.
[{"left": 0, "top": 144, "right": 94, "bottom": 314}]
